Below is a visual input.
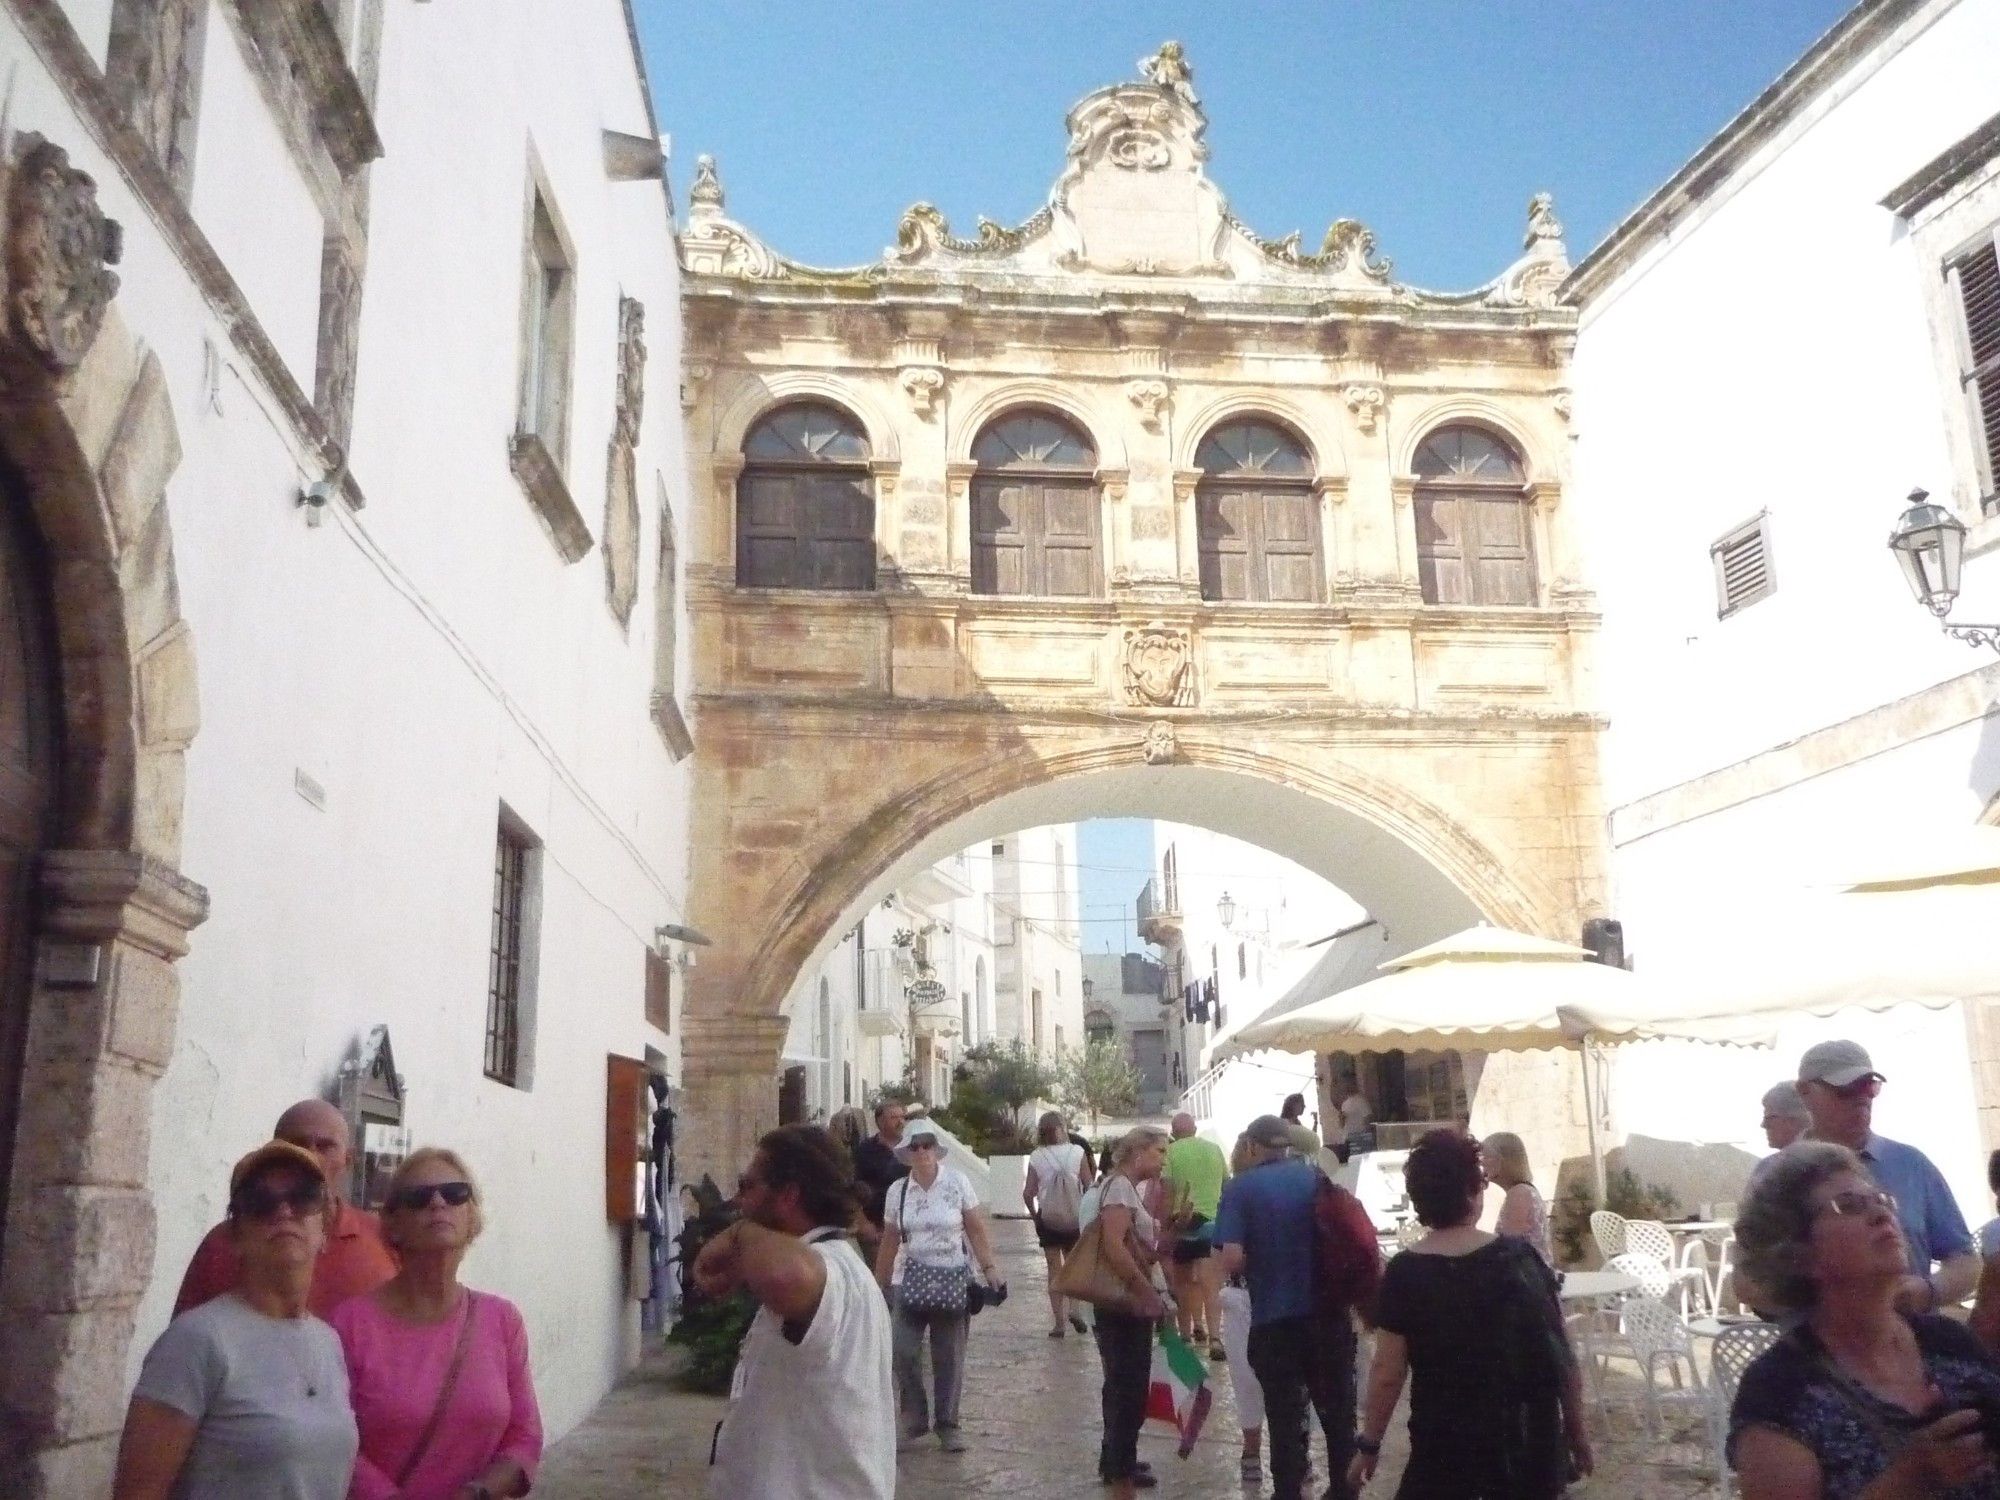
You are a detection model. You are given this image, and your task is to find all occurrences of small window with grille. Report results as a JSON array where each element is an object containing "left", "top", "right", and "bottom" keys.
[
  {"left": 1710, "top": 515, "right": 1776, "bottom": 618},
  {"left": 486, "top": 815, "right": 541, "bottom": 1088}
]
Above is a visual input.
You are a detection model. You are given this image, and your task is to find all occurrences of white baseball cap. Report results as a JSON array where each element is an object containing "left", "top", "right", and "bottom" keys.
[{"left": 1798, "top": 1039, "right": 1885, "bottom": 1089}]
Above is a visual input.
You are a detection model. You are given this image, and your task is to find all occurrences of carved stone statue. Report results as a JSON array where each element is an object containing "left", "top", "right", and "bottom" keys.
[
  {"left": 6, "top": 134, "right": 123, "bottom": 375},
  {"left": 1139, "top": 41, "right": 1199, "bottom": 108}
]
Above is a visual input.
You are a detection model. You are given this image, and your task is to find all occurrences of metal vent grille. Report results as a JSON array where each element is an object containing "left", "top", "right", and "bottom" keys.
[{"left": 1711, "top": 515, "right": 1775, "bottom": 618}]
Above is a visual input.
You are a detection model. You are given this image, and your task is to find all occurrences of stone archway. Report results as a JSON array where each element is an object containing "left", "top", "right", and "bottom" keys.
[{"left": 0, "top": 133, "right": 208, "bottom": 1498}]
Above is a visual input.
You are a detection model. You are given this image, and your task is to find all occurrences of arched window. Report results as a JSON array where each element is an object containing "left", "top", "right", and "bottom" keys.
[
  {"left": 1195, "top": 418, "right": 1320, "bottom": 602},
  {"left": 970, "top": 409, "right": 1101, "bottom": 596},
  {"left": 1412, "top": 425, "right": 1536, "bottom": 606},
  {"left": 736, "top": 402, "right": 875, "bottom": 590}
]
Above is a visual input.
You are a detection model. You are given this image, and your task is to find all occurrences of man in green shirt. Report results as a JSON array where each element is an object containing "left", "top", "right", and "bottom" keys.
[{"left": 1163, "top": 1112, "right": 1229, "bottom": 1358}]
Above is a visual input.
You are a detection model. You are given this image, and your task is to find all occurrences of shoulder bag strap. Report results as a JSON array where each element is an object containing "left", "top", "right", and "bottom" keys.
[{"left": 395, "top": 1292, "right": 482, "bottom": 1487}]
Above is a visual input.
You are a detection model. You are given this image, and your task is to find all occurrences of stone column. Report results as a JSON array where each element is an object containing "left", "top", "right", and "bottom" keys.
[
  {"left": 0, "top": 850, "right": 208, "bottom": 1500},
  {"left": 676, "top": 1013, "right": 791, "bottom": 1191}
]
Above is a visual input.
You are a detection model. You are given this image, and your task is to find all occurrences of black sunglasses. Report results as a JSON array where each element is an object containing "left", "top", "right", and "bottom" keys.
[
  {"left": 389, "top": 1180, "right": 475, "bottom": 1212},
  {"left": 233, "top": 1180, "right": 326, "bottom": 1220}
]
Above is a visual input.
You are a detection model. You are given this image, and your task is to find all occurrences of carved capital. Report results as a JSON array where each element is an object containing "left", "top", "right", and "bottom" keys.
[
  {"left": 1343, "top": 383, "right": 1384, "bottom": 435},
  {"left": 1126, "top": 378, "right": 1169, "bottom": 431},
  {"left": 899, "top": 365, "right": 944, "bottom": 418},
  {"left": 6, "top": 134, "right": 122, "bottom": 375}
]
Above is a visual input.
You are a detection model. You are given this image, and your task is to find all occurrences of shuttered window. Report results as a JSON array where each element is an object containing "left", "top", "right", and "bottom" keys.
[
  {"left": 971, "top": 410, "right": 1102, "bottom": 597},
  {"left": 487, "top": 823, "right": 534, "bottom": 1087},
  {"left": 1952, "top": 236, "right": 2000, "bottom": 506},
  {"left": 1195, "top": 419, "right": 1321, "bottom": 602},
  {"left": 1711, "top": 514, "right": 1776, "bottom": 618},
  {"left": 735, "top": 403, "right": 876, "bottom": 590},
  {"left": 1413, "top": 426, "right": 1537, "bottom": 606}
]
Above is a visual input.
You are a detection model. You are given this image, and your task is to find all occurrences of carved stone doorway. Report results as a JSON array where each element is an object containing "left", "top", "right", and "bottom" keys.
[{"left": 0, "top": 455, "right": 57, "bottom": 1270}]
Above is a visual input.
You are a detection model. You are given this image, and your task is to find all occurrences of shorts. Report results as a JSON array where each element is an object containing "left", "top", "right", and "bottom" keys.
[
  {"left": 1171, "top": 1213, "right": 1213, "bottom": 1263},
  {"left": 1034, "top": 1214, "right": 1080, "bottom": 1251}
]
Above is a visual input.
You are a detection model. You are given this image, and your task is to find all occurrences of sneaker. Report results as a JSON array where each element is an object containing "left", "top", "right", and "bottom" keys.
[
  {"left": 1210, "top": 1340, "right": 1227, "bottom": 1361},
  {"left": 898, "top": 1424, "right": 930, "bottom": 1450},
  {"left": 937, "top": 1426, "right": 967, "bottom": 1453},
  {"left": 1239, "top": 1454, "right": 1261, "bottom": 1484}
]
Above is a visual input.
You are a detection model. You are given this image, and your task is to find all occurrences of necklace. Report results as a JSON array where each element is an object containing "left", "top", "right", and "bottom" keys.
[{"left": 285, "top": 1318, "right": 321, "bottom": 1399}]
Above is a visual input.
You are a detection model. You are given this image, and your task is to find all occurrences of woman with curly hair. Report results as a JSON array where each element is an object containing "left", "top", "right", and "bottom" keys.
[
  {"left": 1350, "top": 1129, "right": 1589, "bottom": 1499},
  {"left": 1730, "top": 1140, "right": 2000, "bottom": 1499}
]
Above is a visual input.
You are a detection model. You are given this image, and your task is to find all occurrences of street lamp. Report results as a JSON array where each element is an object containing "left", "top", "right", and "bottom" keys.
[
  {"left": 1216, "top": 891, "right": 1237, "bottom": 930},
  {"left": 1889, "top": 488, "right": 2000, "bottom": 652}
]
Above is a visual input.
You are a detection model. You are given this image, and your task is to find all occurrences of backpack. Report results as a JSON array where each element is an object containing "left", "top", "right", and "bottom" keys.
[
  {"left": 1311, "top": 1169, "right": 1383, "bottom": 1324},
  {"left": 1037, "top": 1147, "right": 1084, "bottom": 1234}
]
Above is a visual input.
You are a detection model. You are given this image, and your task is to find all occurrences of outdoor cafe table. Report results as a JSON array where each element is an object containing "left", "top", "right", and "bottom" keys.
[{"left": 1558, "top": 1270, "right": 1640, "bottom": 1404}]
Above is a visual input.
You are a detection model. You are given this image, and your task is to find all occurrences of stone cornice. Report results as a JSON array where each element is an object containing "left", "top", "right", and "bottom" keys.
[
  {"left": 2, "top": 0, "right": 367, "bottom": 507},
  {"left": 38, "top": 849, "right": 210, "bottom": 959},
  {"left": 1881, "top": 107, "right": 2000, "bottom": 219}
]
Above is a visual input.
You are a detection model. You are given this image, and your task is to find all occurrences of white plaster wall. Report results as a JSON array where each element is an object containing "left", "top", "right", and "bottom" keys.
[
  {"left": 1573, "top": 0, "right": 2000, "bottom": 813},
  {"left": 187, "top": 1, "right": 325, "bottom": 390},
  {"left": 0, "top": 0, "right": 701, "bottom": 1448},
  {"left": 50, "top": 0, "right": 115, "bottom": 67}
]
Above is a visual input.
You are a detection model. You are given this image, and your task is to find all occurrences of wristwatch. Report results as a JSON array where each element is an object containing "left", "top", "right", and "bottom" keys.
[{"left": 1355, "top": 1434, "right": 1382, "bottom": 1457}]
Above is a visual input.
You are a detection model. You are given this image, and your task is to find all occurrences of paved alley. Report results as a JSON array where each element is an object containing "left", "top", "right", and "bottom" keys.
[{"left": 534, "top": 1218, "right": 1721, "bottom": 1499}]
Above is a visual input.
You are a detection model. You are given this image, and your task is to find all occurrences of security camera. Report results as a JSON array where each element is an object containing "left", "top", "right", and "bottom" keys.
[{"left": 299, "top": 468, "right": 345, "bottom": 527}]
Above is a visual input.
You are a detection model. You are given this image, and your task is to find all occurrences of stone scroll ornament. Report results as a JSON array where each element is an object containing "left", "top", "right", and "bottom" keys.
[
  {"left": 1122, "top": 621, "right": 1195, "bottom": 708},
  {"left": 6, "top": 134, "right": 123, "bottom": 375}
]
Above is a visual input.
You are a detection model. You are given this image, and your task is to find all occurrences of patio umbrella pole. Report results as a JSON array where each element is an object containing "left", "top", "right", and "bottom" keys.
[{"left": 1580, "top": 1037, "right": 1606, "bottom": 1205}]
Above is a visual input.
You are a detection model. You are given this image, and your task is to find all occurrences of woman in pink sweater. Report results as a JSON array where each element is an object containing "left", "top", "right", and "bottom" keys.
[{"left": 333, "top": 1149, "right": 542, "bottom": 1500}]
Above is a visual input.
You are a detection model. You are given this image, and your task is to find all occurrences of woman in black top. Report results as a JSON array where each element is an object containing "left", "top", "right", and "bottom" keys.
[
  {"left": 1729, "top": 1141, "right": 2000, "bottom": 1500},
  {"left": 1350, "top": 1130, "right": 1590, "bottom": 1499}
]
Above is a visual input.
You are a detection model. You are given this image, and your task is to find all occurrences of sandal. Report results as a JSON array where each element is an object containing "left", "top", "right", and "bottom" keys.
[
  {"left": 1210, "top": 1340, "right": 1226, "bottom": 1361},
  {"left": 1048, "top": 1327, "right": 1065, "bottom": 1338},
  {"left": 1069, "top": 1312, "right": 1089, "bottom": 1334}
]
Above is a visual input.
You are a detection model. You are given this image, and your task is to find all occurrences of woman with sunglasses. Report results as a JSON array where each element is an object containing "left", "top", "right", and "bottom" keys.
[
  {"left": 114, "top": 1141, "right": 359, "bottom": 1500},
  {"left": 1729, "top": 1141, "right": 2000, "bottom": 1500},
  {"left": 332, "top": 1148, "right": 542, "bottom": 1500}
]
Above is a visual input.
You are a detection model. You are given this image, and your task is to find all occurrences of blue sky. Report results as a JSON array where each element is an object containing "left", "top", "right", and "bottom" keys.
[{"left": 636, "top": 2, "right": 1854, "bottom": 288}]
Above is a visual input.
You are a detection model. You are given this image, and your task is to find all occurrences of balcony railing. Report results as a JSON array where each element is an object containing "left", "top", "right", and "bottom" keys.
[{"left": 1137, "top": 876, "right": 1182, "bottom": 945}]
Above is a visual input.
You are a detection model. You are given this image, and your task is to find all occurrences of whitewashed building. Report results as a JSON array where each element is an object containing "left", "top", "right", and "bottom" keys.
[
  {"left": 0, "top": 0, "right": 691, "bottom": 1486},
  {"left": 1573, "top": 0, "right": 2000, "bottom": 1215}
]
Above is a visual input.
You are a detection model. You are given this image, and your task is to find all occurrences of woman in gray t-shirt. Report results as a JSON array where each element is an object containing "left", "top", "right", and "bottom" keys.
[{"left": 113, "top": 1141, "right": 358, "bottom": 1500}]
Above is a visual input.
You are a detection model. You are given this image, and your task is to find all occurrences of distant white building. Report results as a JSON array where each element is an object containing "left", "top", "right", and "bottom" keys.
[
  {"left": 1573, "top": 0, "right": 2000, "bottom": 1214},
  {"left": 1081, "top": 951, "right": 1172, "bottom": 1112}
]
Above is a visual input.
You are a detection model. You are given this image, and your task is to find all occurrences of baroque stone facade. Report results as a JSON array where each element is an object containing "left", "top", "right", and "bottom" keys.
[{"left": 677, "top": 46, "right": 1608, "bottom": 1181}]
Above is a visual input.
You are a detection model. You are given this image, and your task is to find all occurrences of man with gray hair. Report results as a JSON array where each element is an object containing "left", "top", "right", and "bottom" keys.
[
  {"left": 1163, "top": 1112, "right": 1227, "bottom": 1356},
  {"left": 1746, "top": 1082, "right": 1813, "bottom": 1191},
  {"left": 1794, "top": 1039, "right": 1977, "bottom": 1315}
]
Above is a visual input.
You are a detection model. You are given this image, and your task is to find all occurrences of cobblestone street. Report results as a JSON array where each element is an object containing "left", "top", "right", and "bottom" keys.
[{"left": 534, "top": 1218, "right": 1722, "bottom": 1499}]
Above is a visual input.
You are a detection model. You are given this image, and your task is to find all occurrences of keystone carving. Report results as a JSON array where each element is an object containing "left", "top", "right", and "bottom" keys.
[
  {"left": 1553, "top": 391, "right": 1573, "bottom": 424},
  {"left": 1126, "top": 378, "right": 1169, "bottom": 430},
  {"left": 900, "top": 366, "right": 944, "bottom": 417},
  {"left": 1343, "top": 383, "right": 1384, "bottom": 435},
  {"left": 1141, "top": 720, "right": 1178, "bottom": 765},
  {"left": 6, "top": 134, "right": 123, "bottom": 374},
  {"left": 680, "top": 360, "right": 713, "bottom": 414},
  {"left": 1122, "top": 621, "right": 1195, "bottom": 708}
]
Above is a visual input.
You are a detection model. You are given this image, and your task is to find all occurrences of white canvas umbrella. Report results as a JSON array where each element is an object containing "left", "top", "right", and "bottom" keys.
[{"left": 1224, "top": 923, "right": 1686, "bottom": 1196}]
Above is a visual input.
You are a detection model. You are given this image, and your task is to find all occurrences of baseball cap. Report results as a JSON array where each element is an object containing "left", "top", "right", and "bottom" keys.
[
  {"left": 1245, "top": 1114, "right": 1294, "bottom": 1151},
  {"left": 1798, "top": 1040, "right": 1886, "bottom": 1090},
  {"left": 229, "top": 1139, "right": 329, "bottom": 1198},
  {"left": 894, "top": 1127, "right": 942, "bottom": 1163}
]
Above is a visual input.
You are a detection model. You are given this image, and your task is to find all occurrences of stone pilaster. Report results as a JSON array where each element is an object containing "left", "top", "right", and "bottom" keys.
[
  {"left": 0, "top": 850, "right": 208, "bottom": 1500},
  {"left": 675, "top": 1012, "right": 791, "bottom": 1190}
]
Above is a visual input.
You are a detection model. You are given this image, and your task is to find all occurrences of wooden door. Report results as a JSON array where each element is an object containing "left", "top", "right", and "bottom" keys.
[{"left": 0, "top": 467, "right": 57, "bottom": 1259}]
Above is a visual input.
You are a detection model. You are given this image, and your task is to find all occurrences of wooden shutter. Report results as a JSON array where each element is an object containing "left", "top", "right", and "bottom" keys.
[
  {"left": 1039, "top": 479, "right": 1100, "bottom": 596},
  {"left": 1415, "top": 493, "right": 1468, "bottom": 605},
  {"left": 804, "top": 472, "right": 875, "bottom": 590},
  {"left": 645, "top": 949, "right": 672, "bottom": 1032},
  {"left": 971, "top": 478, "right": 1029, "bottom": 594},
  {"left": 1258, "top": 489, "right": 1321, "bottom": 602},
  {"left": 1956, "top": 239, "right": 2000, "bottom": 491},
  {"left": 1197, "top": 490, "right": 1251, "bottom": 601},
  {"left": 605, "top": 1054, "right": 648, "bottom": 1223},
  {"left": 1470, "top": 494, "right": 1535, "bottom": 605},
  {"left": 736, "top": 471, "right": 801, "bottom": 587}
]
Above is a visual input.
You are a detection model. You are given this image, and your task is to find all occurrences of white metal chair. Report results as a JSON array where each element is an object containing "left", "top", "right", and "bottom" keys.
[
  {"left": 1620, "top": 1296, "right": 1710, "bottom": 1438},
  {"left": 1590, "top": 1209, "right": 1628, "bottom": 1261},
  {"left": 1623, "top": 1219, "right": 1712, "bottom": 1315},
  {"left": 1585, "top": 1253, "right": 1674, "bottom": 1374},
  {"left": 1708, "top": 1322, "right": 1782, "bottom": 1498},
  {"left": 1395, "top": 1217, "right": 1426, "bottom": 1250},
  {"left": 1683, "top": 1227, "right": 1737, "bottom": 1312}
]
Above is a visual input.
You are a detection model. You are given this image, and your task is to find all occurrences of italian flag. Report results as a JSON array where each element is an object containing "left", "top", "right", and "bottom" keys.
[{"left": 1145, "top": 1325, "right": 1213, "bottom": 1457}]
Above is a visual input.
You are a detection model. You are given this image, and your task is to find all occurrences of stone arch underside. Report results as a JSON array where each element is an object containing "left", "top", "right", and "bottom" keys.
[{"left": 682, "top": 705, "right": 1603, "bottom": 1178}]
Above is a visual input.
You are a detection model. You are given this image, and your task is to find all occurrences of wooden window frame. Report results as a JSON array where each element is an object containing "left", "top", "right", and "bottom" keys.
[
  {"left": 518, "top": 185, "right": 577, "bottom": 470},
  {"left": 1711, "top": 513, "right": 1776, "bottom": 619},
  {"left": 970, "top": 411, "right": 1103, "bottom": 598},
  {"left": 735, "top": 404, "right": 877, "bottom": 591}
]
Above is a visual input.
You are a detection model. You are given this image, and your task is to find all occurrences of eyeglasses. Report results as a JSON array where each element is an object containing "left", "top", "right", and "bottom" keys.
[
  {"left": 1815, "top": 1188, "right": 1896, "bottom": 1219},
  {"left": 234, "top": 1180, "right": 326, "bottom": 1220},
  {"left": 907, "top": 1141, "right": 938, "bottom": 1153},
  {"left": 388, "top": 1181, "right": 474, "bottom": 1212}
]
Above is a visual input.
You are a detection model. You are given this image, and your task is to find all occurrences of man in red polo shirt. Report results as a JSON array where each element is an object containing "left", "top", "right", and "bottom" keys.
[{"left": 173, "top": 1097, "right": 396, "bottom": 1318}]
